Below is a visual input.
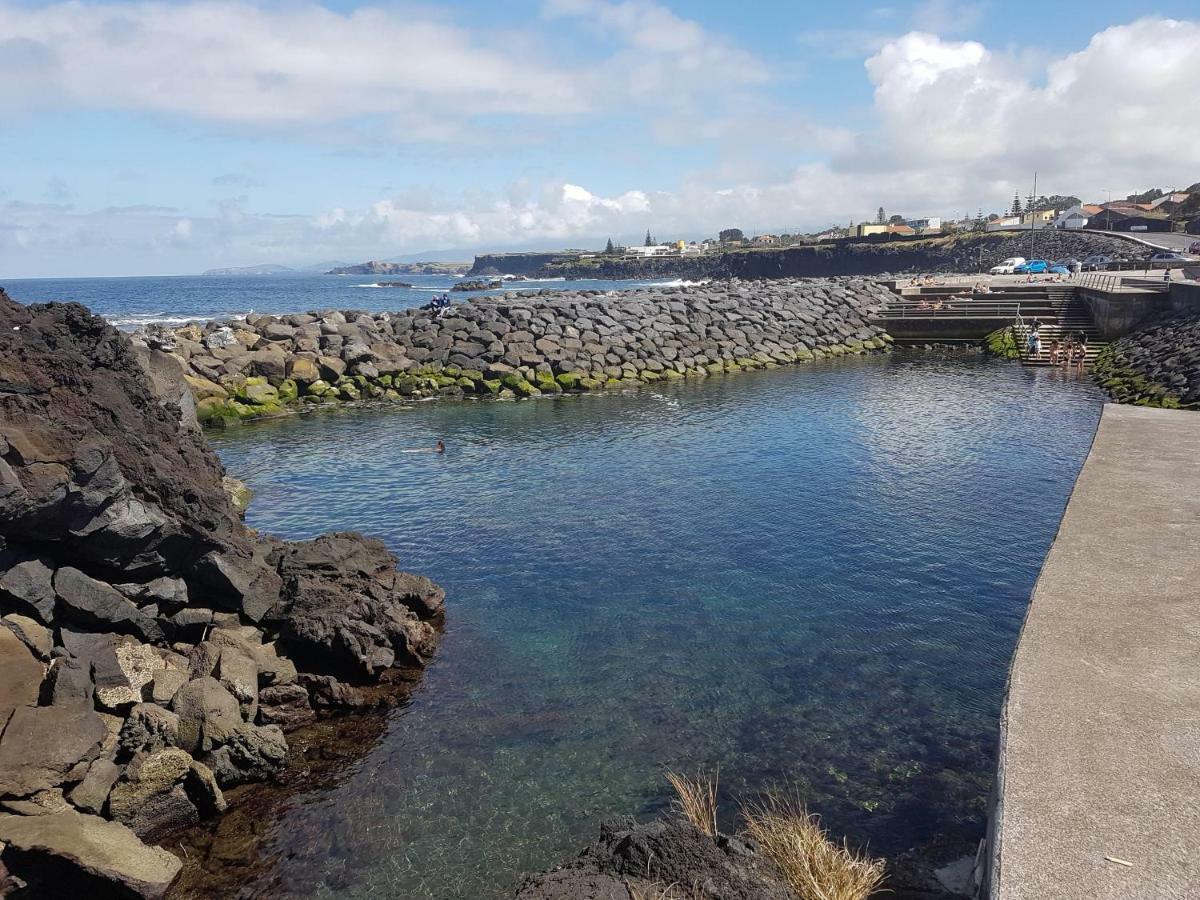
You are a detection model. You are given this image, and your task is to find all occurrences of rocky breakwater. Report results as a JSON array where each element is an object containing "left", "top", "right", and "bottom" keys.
[
  {"left": 1091, "top": 311, "right": 1200, "bottom": 409},
  {"left": 159, "top": 278, "right": 896, "bottom": 424},
  {"left": 0, "top": 290, "right": 444, "bottom": 898}
]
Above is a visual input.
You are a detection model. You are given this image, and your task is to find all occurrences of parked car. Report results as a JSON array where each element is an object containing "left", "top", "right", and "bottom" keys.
[
  {"left": 1013, "top": 259, "right": 1048, "bottom": 274},
  {"left": 1048, "top": 262, "right": 1071, "bottom": 275},
  {"left": 1054, "top": 258, "right": 1081, "bottom": 274},
  {"left": 1148, "top": 251, "right": 1187, "bottom": 262},
  {"left": 1081, "top": 254, "right": 1112, "bottom": 271},
  {"left": 989, "top": 256, "right": 1026, "bottom": 274}
]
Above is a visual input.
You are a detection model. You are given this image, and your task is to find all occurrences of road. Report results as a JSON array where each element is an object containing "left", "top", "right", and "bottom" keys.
[{"left": 1096, "top": 230, "right": 1197, "bottom": 253}]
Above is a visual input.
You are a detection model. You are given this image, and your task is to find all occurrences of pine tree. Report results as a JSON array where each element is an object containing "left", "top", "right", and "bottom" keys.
[
  {"left": 1011, "top": 192, "right": 1022, "bottom": 216},
  {"left": 605, "top": 238, "right": 615, "bottom": 254},
  {"left": 876, "top": 206, "right": 886, "bottom": 224},
  {"left": 645, "top": 229, "right": 653, "bottom": 247}
]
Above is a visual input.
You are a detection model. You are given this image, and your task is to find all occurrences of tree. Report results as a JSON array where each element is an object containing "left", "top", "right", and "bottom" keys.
[
  {"left": 1126, "top": 187, "right": 1165, "bottom": 204},
  {"left": 605, "top": 238, "right": 615, "bottom": 254},
  {"left": 1011, "top": 192, "right": 1022, "bottom": 216},
  {"left": 876, "top": 207, "right": 886, "bottom": 224},
  {"left": 644, "top": 229, "right": 654, "bottom": 247},
  {"left": 1028, "top": 195, "right": 1080, "bottom": 212},
  {"left": 718, "top": 228, "right": 744, "bottom": 243},
  {"left": 888, "top": 214, "right": 905, "bottom": 224}
]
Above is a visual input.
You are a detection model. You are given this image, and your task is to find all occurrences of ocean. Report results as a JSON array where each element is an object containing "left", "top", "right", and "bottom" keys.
[{"left": 0, "top": 272, "right": 710, "bottom": 330}]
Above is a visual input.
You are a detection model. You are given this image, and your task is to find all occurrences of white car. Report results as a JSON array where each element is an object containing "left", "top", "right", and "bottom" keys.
[{"left": 989, "top": 257, "right": 1026, "bottom": 275}]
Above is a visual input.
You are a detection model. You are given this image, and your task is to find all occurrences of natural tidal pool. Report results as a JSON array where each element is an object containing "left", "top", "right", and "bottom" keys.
[{"left": 195, "top": 353, "right": 1103, "bottom": 899}]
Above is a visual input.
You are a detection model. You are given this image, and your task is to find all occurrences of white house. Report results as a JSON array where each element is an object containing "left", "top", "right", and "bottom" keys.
[
  {"left": 1052, "top": 204, "right": 1103, "bottom": 229},
  {"left": 625, "top": 244, "right": 675, "bottom": 258}
]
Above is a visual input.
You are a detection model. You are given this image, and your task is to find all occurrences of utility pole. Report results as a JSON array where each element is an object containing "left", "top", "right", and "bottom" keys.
[{"left": 1029, "top": 171, "right": 1038, "bottom": 261}]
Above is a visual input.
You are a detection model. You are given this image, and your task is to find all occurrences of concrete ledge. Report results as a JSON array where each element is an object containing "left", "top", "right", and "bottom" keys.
[{"left": 989, "top": 405, "right": 1200, "bottom": 899}]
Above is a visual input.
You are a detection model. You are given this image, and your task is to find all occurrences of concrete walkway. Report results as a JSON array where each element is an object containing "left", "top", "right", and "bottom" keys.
[{"left": 992, "top": 405, "right": 1200, "bottom": 899}]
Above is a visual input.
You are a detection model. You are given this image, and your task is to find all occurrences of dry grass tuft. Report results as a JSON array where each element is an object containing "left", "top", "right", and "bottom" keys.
[
  {"left": 627, "top": 881, "right": 690, "bottom": 900},
  {"left": 741, "top": 790, "right": 886, "bottom": 900},
  {"left": 665, "top": 769, "right": 719, "bottom": 837}
]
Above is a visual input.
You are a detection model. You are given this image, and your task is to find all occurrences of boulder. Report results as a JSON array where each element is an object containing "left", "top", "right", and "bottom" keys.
[
  {"left": 271, "top": 533, "right": 444, "bottom": 679},
  {"left": 214, "top": 644, "right": 259, "bottom": 721},
  {"left": 118, "top": 704, "right": 180, "bottom": 756},
  {"left": 171, "top": 676, "right": 242, "bottom": 755},
  {"left": 2, "top": 613, "right": 52, "bottom": 660},
  {"left": 0, "top": 626, "right": 42, "bottom": 723},
  {"left": 193, "top": 548, "right": 282, "bottom": 623},
  {"left": 0, "top": 705, "right": 108, "bottom": 797},
  {"left": 108, "top": 749, "right": 198, "bottom": 838},
  {"left": 256, "top": 683, "right": 312, "bottom": 730},
  {"left": 3, "top": 786, "right": 70, "bottom": 816},
  {"left": 67, "top": 758, "right": 122, "bottom": 816},
  {"left": 43, "top": 656, "right": 94, "bottom": 707},
  {"left": 0, "top": 555, "right": 56, "bottom": 624},
  {"left": 0, "top": 808, "right": 182, "bottom": 899},
  {"left": 253, "top": 642, "right": 298, "bottom": 687},
  {"left": 201, "top": 723, "right": 288, "bottom": 787},
  {"left": 286, "top": 356, "right": 321, "bottom": 384},
  {"left": 94, "top": 639, "right": 165, "bottom": 711},
  {"left": 184, "top": 759, "right": 226, "bottom": 817},
  {"left": 149, "top": 668, "right": 189, "bottom": 705},
  {"left": 53, "top": 568, "right": 163, "bottom": 644}
]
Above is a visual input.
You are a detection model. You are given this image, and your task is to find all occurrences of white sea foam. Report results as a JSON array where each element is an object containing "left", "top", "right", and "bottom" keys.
[
  {"left": 652, "top": 278, "right": 710, "bottom": 288},
  {"left": 105, "top": 311, "right": 247, "bottom": 329}
]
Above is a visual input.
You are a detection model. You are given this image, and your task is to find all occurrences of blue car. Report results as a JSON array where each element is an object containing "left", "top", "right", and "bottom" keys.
[{"left": 1014, "top": 259, "right": 1048, "bottom": 274}]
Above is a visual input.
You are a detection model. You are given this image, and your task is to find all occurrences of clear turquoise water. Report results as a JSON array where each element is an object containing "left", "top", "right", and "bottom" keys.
[{"left": 205, "top": 353, "right": 1103, "bottom": 898}]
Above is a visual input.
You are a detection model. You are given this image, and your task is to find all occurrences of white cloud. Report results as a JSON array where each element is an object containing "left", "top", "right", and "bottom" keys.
[
  {"left": 0, "top": 0, "right": 584, "bottom": 132},
  {"left": 5, "top": 12, "right": 1200, "bottom": 276}
]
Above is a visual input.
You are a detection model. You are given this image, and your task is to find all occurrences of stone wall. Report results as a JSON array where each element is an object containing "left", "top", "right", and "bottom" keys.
[
  {"left": 0, "top": 291, "right": 444, "bottom": 897},
  {"left": 149, "top": 278, "right": 897, "bottom": 424}
]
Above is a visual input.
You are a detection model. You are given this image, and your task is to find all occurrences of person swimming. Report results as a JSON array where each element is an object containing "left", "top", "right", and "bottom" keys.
[{"left": 402, "top": 440, "right": 446, "bottom": 454}]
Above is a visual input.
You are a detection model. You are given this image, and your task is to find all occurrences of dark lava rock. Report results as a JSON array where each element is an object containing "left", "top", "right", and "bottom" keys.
[
  {"left": 271, "top": 533, "right": 444, "bottom": 680},
  {"left": 0, "top": 286, "right": 446, "bottom": 896},
  {"left": 515, "top": 818, "right": 792, "bottom": 900}
]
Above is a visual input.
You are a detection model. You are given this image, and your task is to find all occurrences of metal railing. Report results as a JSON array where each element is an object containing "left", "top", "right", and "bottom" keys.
[
  {"left": 1077, "top": 273, "right": 1171, "bottom": 293},
  {"left": 876, "top": 299, "right": 1029, "bottom": 319}
]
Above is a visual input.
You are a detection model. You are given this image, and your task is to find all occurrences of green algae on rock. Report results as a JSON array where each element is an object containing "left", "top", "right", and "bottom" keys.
[{"left": 142, "top": 278, "right": 896, "bottom": 425}]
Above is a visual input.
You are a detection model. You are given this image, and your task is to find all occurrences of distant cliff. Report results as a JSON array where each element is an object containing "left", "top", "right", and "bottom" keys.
[
  {"left": 327, "top": 260, "right": 470, "bottom": 276},
  {"left": 202, "top": 264, "right": 295, "bottom": 276},
  {"left": 470, "top": 232, "right": 1139, "bottom": 280}
]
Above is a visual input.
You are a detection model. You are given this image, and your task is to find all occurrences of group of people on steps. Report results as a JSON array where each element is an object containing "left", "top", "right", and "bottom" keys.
[{"left": 1025, "top": 318, "right": 1088, "bottom": 372}]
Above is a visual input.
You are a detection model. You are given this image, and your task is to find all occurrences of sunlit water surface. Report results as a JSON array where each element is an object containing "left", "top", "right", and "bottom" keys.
[{"left": 204, "top": 353, "right": 1103, "bottom": 898}]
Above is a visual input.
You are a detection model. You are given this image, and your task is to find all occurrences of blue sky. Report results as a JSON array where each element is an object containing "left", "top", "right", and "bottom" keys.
[{"left": 2, "top": 0, "right": 1200, "bottom": 276}]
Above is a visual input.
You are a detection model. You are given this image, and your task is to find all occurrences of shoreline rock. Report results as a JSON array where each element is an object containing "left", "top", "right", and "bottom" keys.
[
  {"left": 143, "top": 278, "right": 897, "bottom": 425},
  {"left": 0, "top": 289, "right": 445, "bottom": 897},
  {"left": 1090, "top": 311, "right": 1200, "bottom": 409}
]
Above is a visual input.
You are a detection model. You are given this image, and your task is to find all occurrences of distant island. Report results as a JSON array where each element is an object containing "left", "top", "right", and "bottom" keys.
[
  {"left": 202, "top": 263, "right": 296, "bottom": 276},
  {"left": 326, "top": 260, "right": 471, "bottom": 276}
]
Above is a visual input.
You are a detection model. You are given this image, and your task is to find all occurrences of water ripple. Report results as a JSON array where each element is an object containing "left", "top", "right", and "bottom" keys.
[{"left": 207, "top": 353, "right": 1104, "bottom": 900}]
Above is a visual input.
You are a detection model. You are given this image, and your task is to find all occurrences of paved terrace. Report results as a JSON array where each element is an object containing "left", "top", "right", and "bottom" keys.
[{"left": 991, "top": 404, "right": 1200, "bottom": 899}]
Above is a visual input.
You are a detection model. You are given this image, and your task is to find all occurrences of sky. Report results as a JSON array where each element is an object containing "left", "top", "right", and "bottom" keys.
[{"left": 2, "top": 0, "right": 1200, "bottom": 277}]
